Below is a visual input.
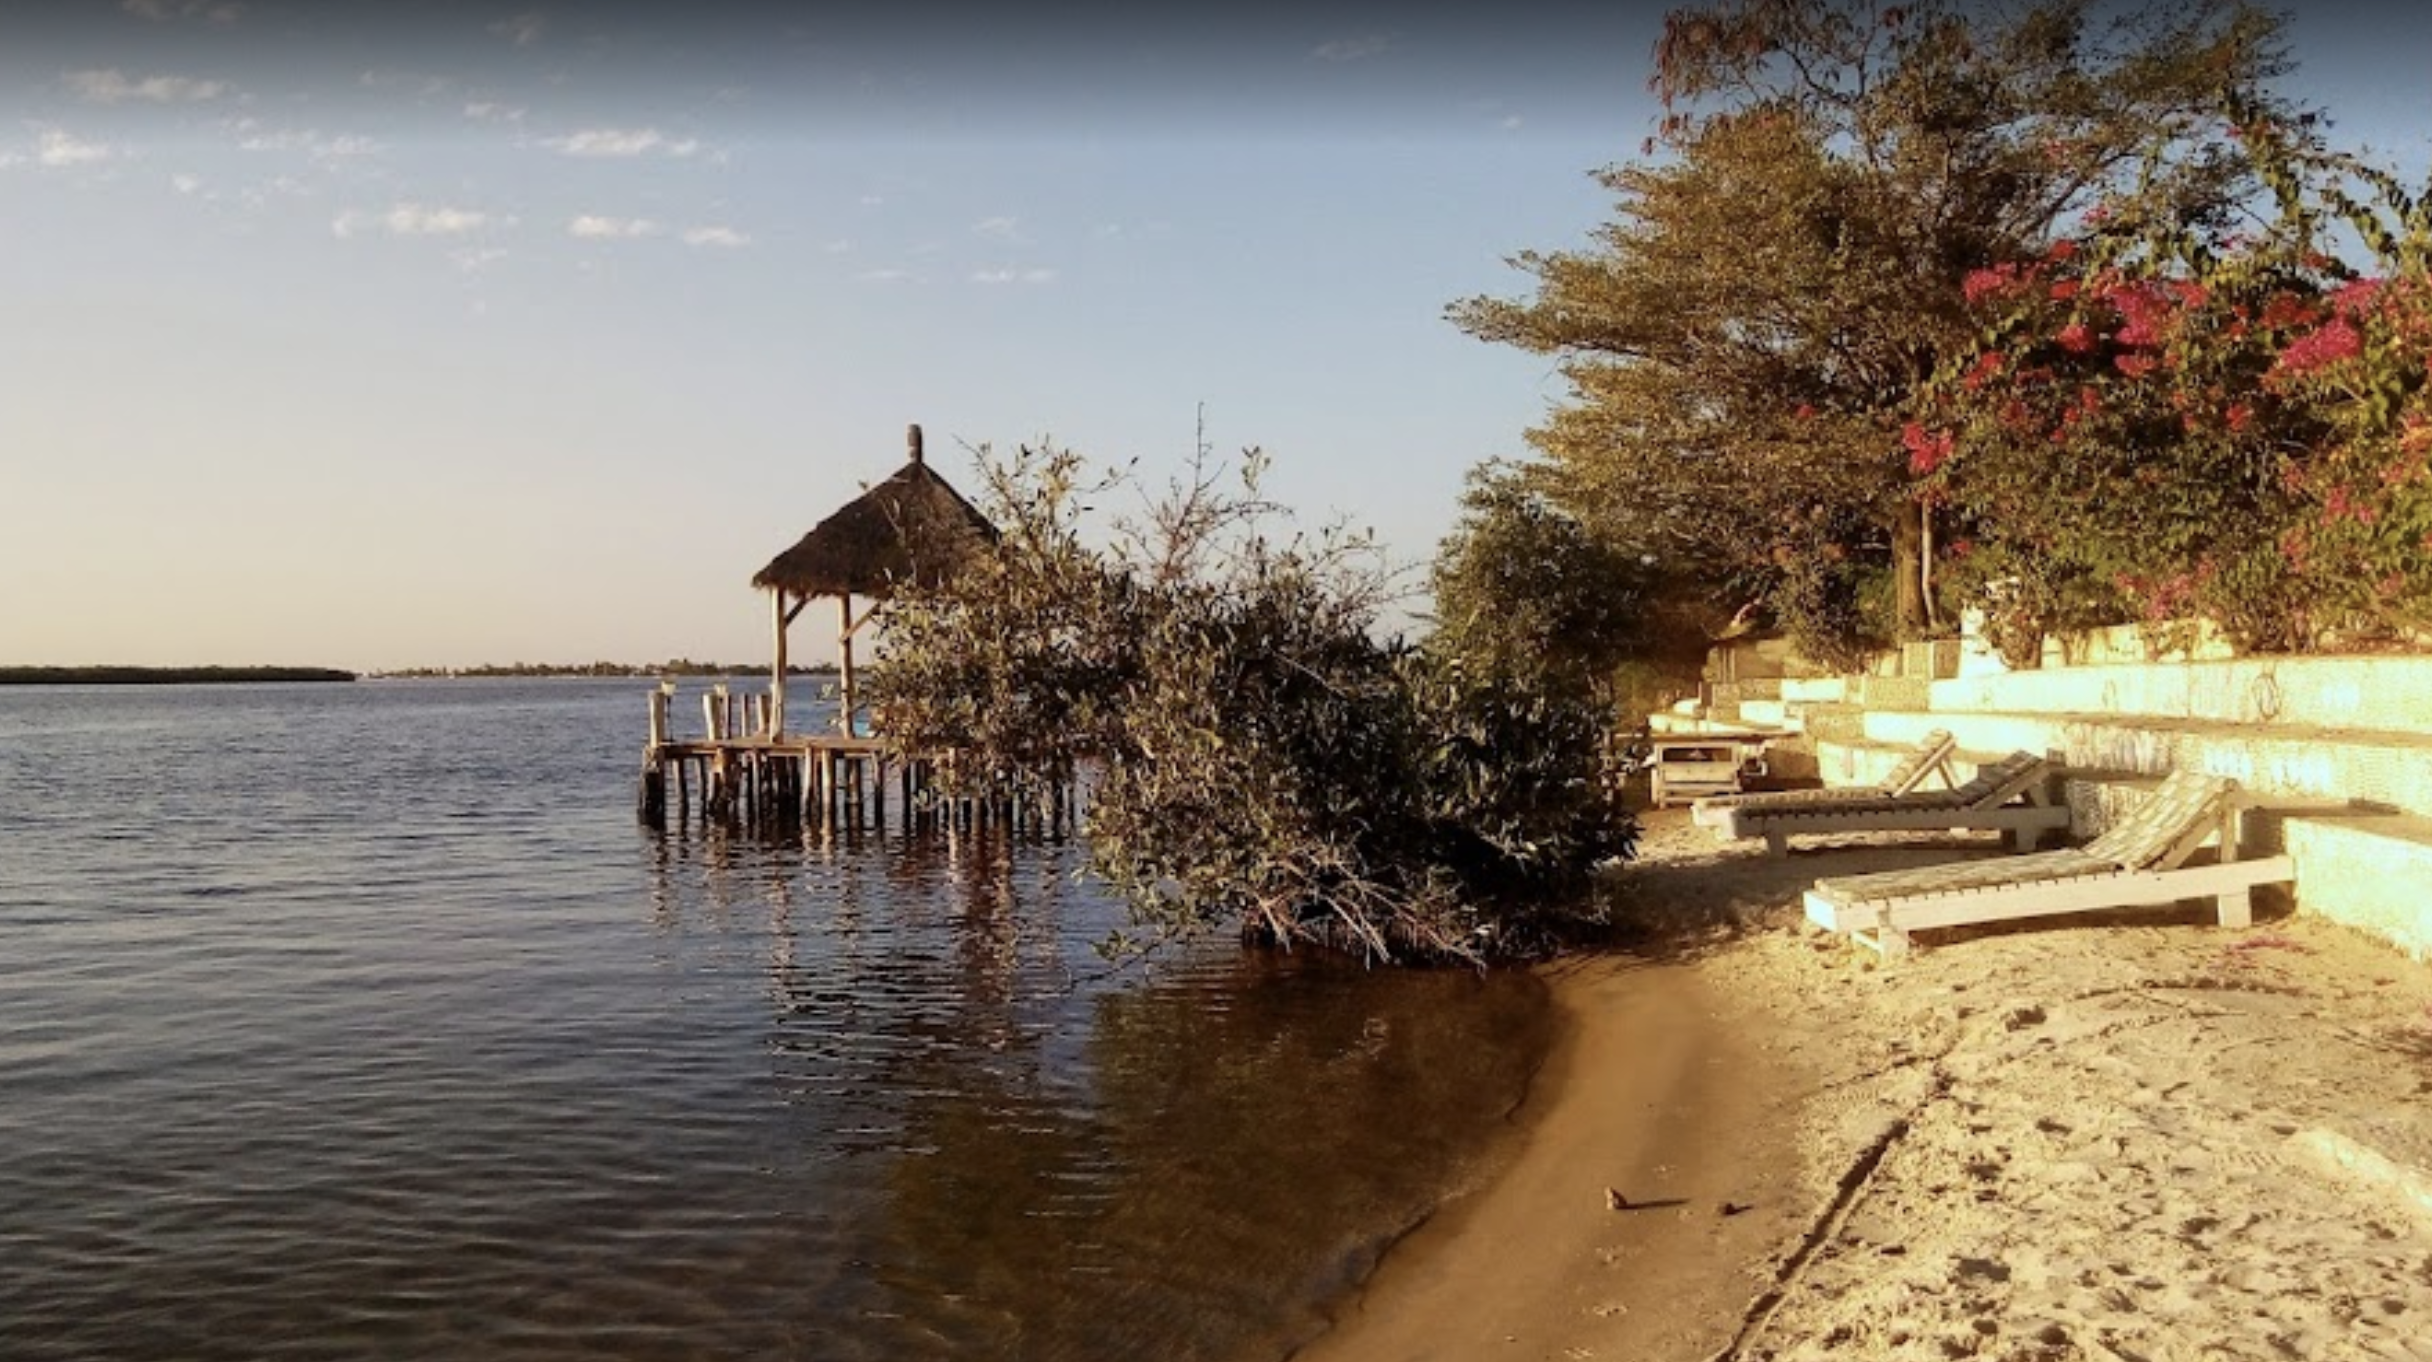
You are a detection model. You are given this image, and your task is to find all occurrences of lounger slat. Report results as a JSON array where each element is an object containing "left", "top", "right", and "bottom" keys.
[
  {"left": 1811, "top": 857, "right": 2293, "bottom": 936},
  {"left": 1703, "top": 749, "right": 2061, "bottom": 854},
  {"left": 1689, "top": 730, "right": 1955, "bottom": 829},
  {"left": 1801, "top": 772, "right": 2294, "bottom": 957}
]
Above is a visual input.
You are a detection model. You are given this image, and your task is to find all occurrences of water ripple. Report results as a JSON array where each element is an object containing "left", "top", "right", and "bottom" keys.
[{"left": 0, "top": 680, "right": 1552, "bottom": 1361}]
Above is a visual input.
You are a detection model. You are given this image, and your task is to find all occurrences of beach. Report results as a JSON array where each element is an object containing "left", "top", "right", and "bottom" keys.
[{"left": 1296, "top": 810, "right": 2432, "bottom": 1361}]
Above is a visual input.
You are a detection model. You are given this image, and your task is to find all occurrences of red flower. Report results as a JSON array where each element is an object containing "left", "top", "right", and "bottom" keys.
[
  {"left": 2261, "top": 293, "right": 2318, "bottom": 330},
  {"left": 1902, "top": 422, "right": 1955, "bottom": 476},
  {"left": 2114, "top": 353, "right": 2158, "bottom": 379},
  {"left": 2227, "top": 403, "right": 2254, "bottom": 432},
  {"left": 1963, "top": 265, "right": 2018, "bottom": 306},
  {"left": 1794, "top": 403, "right": 1817, "bottom": 420},
  {"left": 2057, "top": 323, "right": 2095, "bottom": 353},
  {"left": 2109, "top": 281, "right": 2173, "bottom": 347}
]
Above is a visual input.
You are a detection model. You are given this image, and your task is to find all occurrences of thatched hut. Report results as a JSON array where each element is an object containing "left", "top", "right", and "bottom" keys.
[{"left": 752, "top": 424, "right": 997, "bottom": 734}]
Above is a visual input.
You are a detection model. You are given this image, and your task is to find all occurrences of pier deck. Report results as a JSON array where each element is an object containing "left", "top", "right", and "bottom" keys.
[{"left": 634, "top": 684, "right": 1073, "bottom": 835}]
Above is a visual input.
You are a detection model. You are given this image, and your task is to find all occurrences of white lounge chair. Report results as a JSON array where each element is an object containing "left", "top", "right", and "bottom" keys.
[
  {"left": 1699, "top": 749, "right": 2072, "bottom": 856},
  {"left": 1804, "top": 770, "right": 2294, "bottom": 957},
  {"left": 1690, "top": 728, "right": 1958, "bottom": 830}
]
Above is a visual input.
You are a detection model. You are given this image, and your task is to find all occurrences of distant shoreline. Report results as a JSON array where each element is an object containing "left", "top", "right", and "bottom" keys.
[{"left": 0, "top": 666, "right": 358, "bottom": 686}]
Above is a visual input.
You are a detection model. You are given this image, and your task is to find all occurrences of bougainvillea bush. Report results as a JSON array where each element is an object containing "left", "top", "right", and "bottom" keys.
[{"left": 1916, "top": 118, "right": 2432, "bottom": 657}]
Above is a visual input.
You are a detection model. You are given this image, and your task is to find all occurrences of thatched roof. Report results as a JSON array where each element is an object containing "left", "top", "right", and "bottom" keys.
[{"left": 751, "top": 424, "right": 999, "bottom": 598}]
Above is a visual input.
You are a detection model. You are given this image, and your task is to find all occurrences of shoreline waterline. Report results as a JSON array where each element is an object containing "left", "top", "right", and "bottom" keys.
[{"left": 1283, "top": 953, "right": 1814, "bottom": 1361}]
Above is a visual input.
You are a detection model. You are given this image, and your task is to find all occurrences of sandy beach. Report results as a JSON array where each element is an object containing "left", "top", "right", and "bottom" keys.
[{"left": 1295, "top": 810, "right": 2432, "bottom": 1362}]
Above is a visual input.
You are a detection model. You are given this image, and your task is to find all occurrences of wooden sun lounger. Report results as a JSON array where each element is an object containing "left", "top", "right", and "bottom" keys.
[
  {"left": 1804, "top": 770, "right": 2295, "bottom": 957},
  {"left": 1702, "top": 749, "right": 2071, "bottom": 856},
  {"left": 1689, "top": 728, "right": 1957, "bottom": 830}
]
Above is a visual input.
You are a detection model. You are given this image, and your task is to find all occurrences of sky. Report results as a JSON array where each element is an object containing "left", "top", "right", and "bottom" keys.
[{"left": 3, "top": 1, "right": 2429, "bottom": 671}]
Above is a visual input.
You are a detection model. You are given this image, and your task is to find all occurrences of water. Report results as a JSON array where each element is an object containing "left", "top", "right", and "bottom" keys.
[{"left": 0, "top": 680, "right": 1554, "bottom": 1361}]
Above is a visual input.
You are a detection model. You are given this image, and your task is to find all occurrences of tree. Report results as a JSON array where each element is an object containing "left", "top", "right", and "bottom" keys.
[
  {"left": 1429, "top": 461, "right": 1719, "bottom": 707},
  {"left": 1919, "top": 101, "right": 2432, "bottom": 655},
  {"left": 870, "top": 444, "right": 1635, "bottom": 966},
  {"left": 1450, "top": 0, "right": 2294, "bottom": 661}
]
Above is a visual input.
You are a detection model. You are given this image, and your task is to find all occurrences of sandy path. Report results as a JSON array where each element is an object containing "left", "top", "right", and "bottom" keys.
[
  {"left": 1296, "top": 809, "right": 2432, "bottom": 1362},
  {"left": 1290, "top": 956, "right": 1809, "bottom": 1361}
]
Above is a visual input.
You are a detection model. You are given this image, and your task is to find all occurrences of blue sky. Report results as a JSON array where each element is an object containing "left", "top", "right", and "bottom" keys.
[{"left": 3, "top": 2, "right": 2427, "bottom": 670}]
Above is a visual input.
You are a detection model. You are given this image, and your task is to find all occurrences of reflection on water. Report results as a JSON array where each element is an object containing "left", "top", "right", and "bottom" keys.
[{"left": 0, "top": 681, "right": 1553, "bottom": 1361}]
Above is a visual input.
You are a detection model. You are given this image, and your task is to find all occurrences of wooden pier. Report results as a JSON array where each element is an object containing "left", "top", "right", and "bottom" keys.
[
  {"left": 635, "top": 422, "right": 1062, "bottom": 835},
  {"left": 635, "top": 682, "right": 1075, "bottom": 836}
]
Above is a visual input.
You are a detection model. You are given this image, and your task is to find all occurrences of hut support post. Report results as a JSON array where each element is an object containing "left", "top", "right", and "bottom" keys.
[
  {"left": 771, "top": 590, "right": 789, "bottom": 738},
  {"left": 838, "top": 593, "right": 856, "bottom": 736}
]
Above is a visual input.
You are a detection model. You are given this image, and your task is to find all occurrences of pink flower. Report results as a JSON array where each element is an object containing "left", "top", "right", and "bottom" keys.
[
  {"left": 2331, "top": 277, "right": 2385, "bottom": 318},
  {"left": 2057, "top": 323, "right": 2095, "bottom": 353},
  {"left": 2275, "top": 318, "right": 2363, "bottom": 376}
]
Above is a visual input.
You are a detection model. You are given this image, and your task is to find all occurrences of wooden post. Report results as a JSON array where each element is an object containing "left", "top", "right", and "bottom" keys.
[
  {"left": 647, "top": 685, "right": 669, "bottom": 748},
  {"left": 771, "top": 589, "right": 789, "bottom": 738},
  {"left": 636, "top": 756, "right": 665, "bottom": 826},
  {"left": 838, "top": 593, "right": 857, "bottom": 736}
]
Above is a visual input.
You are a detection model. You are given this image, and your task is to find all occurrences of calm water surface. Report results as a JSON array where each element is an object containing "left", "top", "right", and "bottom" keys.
[{"left": 0, "top": 680, "right": 1553, "bottom": 1361}]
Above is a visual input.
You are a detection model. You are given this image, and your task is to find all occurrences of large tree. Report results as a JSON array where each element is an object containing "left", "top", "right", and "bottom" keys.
[{"left": 1451, "top": 0, "right": 2294, "bottom": 659}]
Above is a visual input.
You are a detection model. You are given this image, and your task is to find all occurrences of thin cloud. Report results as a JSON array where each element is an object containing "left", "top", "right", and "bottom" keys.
[
  {"left": 971, "top": 215, "right": 1023, "bottom": 241},
  {"left": 65, "top": 69, "right": 231, "bottom": 104},
  {"left": 36, "top": 129, "right": 116, "bottom": 167},
  {"left": 463, "top": 100, "right": 526, "bottom": 123},
  {"left": 235, "top": 126, "right": 381, "bottom": 161},
  {"left": 333, "top": 203, "right": 497, "bottom": 239},
  {"left": 122, "top": 0, "right": 245, "bottom": 22},
  {"left": 170, "top": 171, "right": 202, "bottom": 193},
  {"left": 1312, "top": 33, "right": 1395, "bottom": 62},
  {"left": 570, "top": 214, "right": 661, "bottom": 240},
  {"left": 543, "top": 127, "right": 702, "bottom": 158},
  {"left": 490, "top": 12, "right": 547, "bottom": 47},
  {"left": 681, "top": 225, "right": 749, "bottom": 248},
  {"left": 971, "top": 268, "right": 1056, "bottom": 285},
  {"left": 358, "top": 69, "right": 457, "bottom": 97}
]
